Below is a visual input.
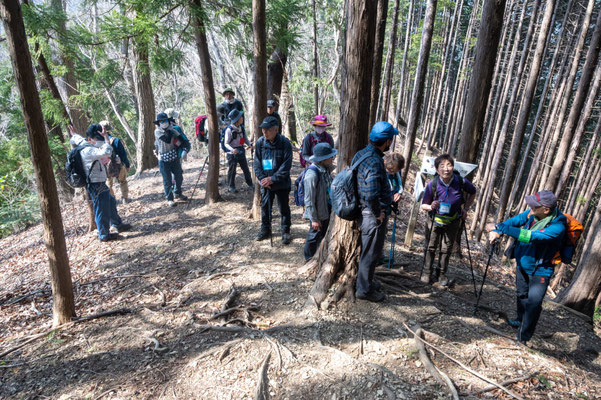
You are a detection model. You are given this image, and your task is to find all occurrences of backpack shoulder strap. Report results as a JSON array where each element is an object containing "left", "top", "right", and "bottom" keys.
[
  {"left": 430, "top": 175, "right": 439, "bottom": 201},
  {"left": 350, "top": 152, "right": 372, "bottom": 171},
  {"left": 307, "top": 165, "right": 321, "bottom": 183}
]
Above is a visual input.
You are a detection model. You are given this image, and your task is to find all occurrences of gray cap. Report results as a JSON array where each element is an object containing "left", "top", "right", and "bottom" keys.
[{"left": 524, "top": 190, "right": 557, "bottom": 209}]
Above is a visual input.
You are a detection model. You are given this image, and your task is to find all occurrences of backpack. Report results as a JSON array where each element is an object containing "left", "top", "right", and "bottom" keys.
[
  {"left": 65, "top": 144, "right": 97, "bottom": 188},
  {"left": 330, "top": 153, "right": 371, "bottom": 220},
  {"left": 195, "top": 115, "right": 208, "bottom": 143},
  {"left": 553, "top": 213, "right": 583, "bottom": 265},
  {"left": 106, "top": 152, "right": 121, "bottom": 178},
  {"left": 299, "top": 132, "right": 333, "bottom": 168},
  {"left": 294, "top": 165, "right": 320, "bottom": 207},
  {"left": 429, "top": 170, "right": 466, "bottom": 203},
  {"left": 220, "top": 125, "right": 244, "bottom": 152}
]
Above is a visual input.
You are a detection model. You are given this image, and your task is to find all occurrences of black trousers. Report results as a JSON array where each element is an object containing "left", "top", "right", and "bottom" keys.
[
  {"left": 356, "top": 208, "right": 388, "bottom": 296},
  {"left": 227, "top": 149, "right": 252, "bottom": 189},
  {"left": 424, "top": 217, "right": 461, "bottom": 275},
  {"left": 516, "top": 267, "right": 550, "bottom": 341},
  {"left": 304, "top": 217, "right": 330, "bottom": 261},
  {"left": 260, "top": 188, "right": 291, "bottom": 234}
]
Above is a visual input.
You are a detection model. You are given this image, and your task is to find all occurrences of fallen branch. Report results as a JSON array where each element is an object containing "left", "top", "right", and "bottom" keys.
[
  {"left": 472, "top": 371, "right": 538, "bottom": 395},
  {"left": 402, "top": 322, "right": 523, "bottom": 400},
  {"left": 209, "top": 306, "right": 258, "bottom": 321},
  {"left": 254, "top": 352, "right": 271, "bottom": 400}
]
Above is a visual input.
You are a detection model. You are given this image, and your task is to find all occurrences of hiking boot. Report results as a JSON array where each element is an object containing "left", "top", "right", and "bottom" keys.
[
  {"left": 256, "top": 230, "right": 271, "bottom": 241},
  {"left": 116, "top": 223, "right": 132, "bottom": 233},
  {"left": 508, "top": 319, "right": 522, "bottom": 329},
  {"left": 168, "top": 200, "right": 177, "bottom": 207},
  {"left": 175, "top": 194, "right": 188, "bottom": 201},
  {"left": 372, "top": 280, "right": 382, "bottom": 291},
  {"left": 100, "top": 233, "right": 120, "bottom": 242},
  {"left": 515, "top": 334, "right": 528, "bottom": 346},
  {"left": 228, "top": 187, "right": 238, "bottom": 193},
  {"left": 438, "top": 274, "right": 449, "bottom": 287},
  {"left": 356, "top": 290, "right": 386, "bottom": 303},
  {"left": 121, "top": 197, "right": 130, "bottom": 204},
  {"left": 420, "top": 273, "right": 431, "bottom": 284},
  {"left": 282, "top": 233, "right": 292, "bottom": 245}
]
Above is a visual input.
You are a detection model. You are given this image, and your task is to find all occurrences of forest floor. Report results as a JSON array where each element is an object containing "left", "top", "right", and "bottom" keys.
[{"left": 1, "top": 151, "right": 600, "bottom": 400}]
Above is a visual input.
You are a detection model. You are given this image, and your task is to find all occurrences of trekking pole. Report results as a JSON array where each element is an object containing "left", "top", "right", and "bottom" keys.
[
  {"left": 419, "top": 213, "right": 436, "bottom": 280},
  {"left": 268, "top": 191, "right": 273, "bottom": 247},
  {"left": 387, "top": 212, "right": 398, "bottom": 269},
  {"left": 474, "top": 240, "right": 498, "bottom": 314},
  {"left": 186, "top": 155, "right": 209, "bottom": 209},
  {"left": 462, "top": 220, "right": 478, "bottom": 297}
]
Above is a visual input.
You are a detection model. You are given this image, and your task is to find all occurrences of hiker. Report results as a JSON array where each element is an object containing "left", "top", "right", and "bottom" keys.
[
  {"left": 420, "top": 154, "right": 476, "bottom": 286},
  {"left": 217, "top": 88, "right": 244, "bottom": 128},
  {"left": 267, "top": 100, "right": 282, "bottom": 135},
  {"left": 72, "top": 124, "right": 131, "bottom": 242},
  {"left": 486, "top": 190, "right": 566, "bottom": 345},
  {"left": 223, "top": 109, "right": 253, "bottom": 193},
  {"left": 354, "top": 121, "right": 398, "bottom": 302},
  {"left": 299, "top": 115, "right": 335, "bottom": 168},
  {"left": 254, "top": 116, "right": 293, "bottom": 245},
  {"left": 99, "top": 120, "right": 131, "bottom": 204},
  {"left": 154, "top": 112, "right": 189, "bottom": 207},
  {"left": 379, "top": 152, "right": 405, "bottom": 265},
  {"left": 164, "top": 108, "right": 191, "bottom": 161},
  {"left": 303, "top": 142, "right": 337, "bottom": 261},
  {"left": 164, "top": 108, "right": 181, "bottom": 126}
]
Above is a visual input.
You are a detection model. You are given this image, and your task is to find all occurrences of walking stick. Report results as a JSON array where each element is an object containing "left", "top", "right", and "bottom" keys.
[
  {"left": 268, "top": 190, "right": 273, "bottom": 247},
  {"left": 474, "top": 240, "right": 498, "bottom": 314},
  {"left": 462, "top": 220, "right": 478, "bottom": 297},
  {"left": 419, "top": 213, "right": 436, "bottom": 280},
  {"left": 387, "top": 212, "right": 398, "bottom": 269},
  {"left": 186, "top": 155, "right": 209, "bottom": 209}
]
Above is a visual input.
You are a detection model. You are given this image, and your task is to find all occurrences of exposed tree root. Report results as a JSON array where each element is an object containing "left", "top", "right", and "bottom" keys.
[{"left": 253, "top": 352, "right": 271, "bottom": 400}]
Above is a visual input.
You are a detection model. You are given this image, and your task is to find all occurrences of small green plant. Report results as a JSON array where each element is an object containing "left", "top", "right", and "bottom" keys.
[
  {"left": 593, "top": 305, "right": 601, "bottom": 323},
  {"left": 576, "top": 195, "right": 587, "bottom": 206},
  {"left": 538, "top": 374, "right": 551, "bottom": 389},
  {"left": 575, "top": 393, "right": 589, "bottom": 400},
  {"left": 47, "top": 331, "right": 63, "bottom": 345}
]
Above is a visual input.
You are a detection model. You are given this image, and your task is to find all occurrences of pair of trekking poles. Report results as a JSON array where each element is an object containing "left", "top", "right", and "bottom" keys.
[{"left": 418, "top": 214, "right": 498, "bottom": 314}]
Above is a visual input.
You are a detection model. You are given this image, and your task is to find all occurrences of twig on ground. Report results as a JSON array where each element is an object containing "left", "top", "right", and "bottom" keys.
[
  {"left": 472, "top": 371, "right": 538, "bottom": 395},
  {"left": 152, "top": 285, "right": 167, "bottom": 307},
  {"left": 479, "top": 325, "right": 515, "bottom": 341},
  {"left": 209, "top": 306, "right": 258, "bottom": 320},
  {"left": 254, "top": 352, "right": 271, "bottom": 400}
]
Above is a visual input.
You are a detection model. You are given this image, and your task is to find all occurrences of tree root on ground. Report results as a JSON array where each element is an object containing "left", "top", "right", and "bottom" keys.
[{"left": 253, "top": 352, "right": 271, "bottom": 400}]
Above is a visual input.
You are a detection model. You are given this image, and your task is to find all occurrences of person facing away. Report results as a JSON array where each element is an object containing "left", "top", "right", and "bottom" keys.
[
  {"left": 353, "top": 121, "right": 398, "bottom": 303},
  {"left": 72, "top": 124, "right": 131, "bottom": 242},
  {"left": 300, "top": 114, "right": 335, "bottom": 168},
  {"left": 486, "top": 190, "right": 566, "bottom": 345},
  {"left": 98, "top": 120, "right": 131, "bottom": 204},
  {"left": 154, "top": 112, "right": 189, "bottom": 207},
  {"left": 266, "top": 99, "right": 282, "bottom": 135},
  {"left": 223, "top": 109, "right": 253, "bottom": 193},
  {"left": 253, "top": 116, "right": 293, "bottom": 245},
  {"left": 303, "top": 142, "right": 337, "bottom": 261}
]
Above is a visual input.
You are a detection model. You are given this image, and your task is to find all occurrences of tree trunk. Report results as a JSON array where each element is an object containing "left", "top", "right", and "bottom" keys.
[
  {"left": 251, "top": 0, "right": 267, "bottom": 220},
  {"left": 312, "top": 0, "right": 319, "bottom": 115},
  {"left": 555, "top": 197, "right": 601, "bottom": 316},
  {"left": 133, "top": 41, "right": 157, "bottom": 173},
  {"left": 394, "top": 0, "right": 414, "bottom": 124},
  {"left": 547, "top": 6, "right": 601, "bottom": 192},
  {"left": 266, "top": 48, "right": 287, "bottom": 102},
  {"left": 379, "top": 0, "right": 401, "bottom": 122},
  {"left": 1, "top": 0, "right": 75, "bottom": 326},
  {"left": 368, "top": 0, "right": 389, "bottom": 128},
  {"left": 456, "top": 0, "right": 506, "bottom": 163},
  {"left": 567, "top": 119, "right": 601, "bottom": 212},
  {"left": 306, "top": 0, "right": 377, "bottom": 309},
  {"left": 402, "top": 0, "right": 438, "bottom": 183},
  {"left": 191, "top": 0, "right": 221, "bottom": 204}
]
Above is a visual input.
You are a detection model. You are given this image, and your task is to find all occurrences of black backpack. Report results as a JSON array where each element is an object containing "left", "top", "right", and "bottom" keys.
[
  {"left": 330, "top": 153, "right": 371, "bottom": 220},
  {"left": 65, "top": 144, "right": 97, "bottom": 188}
]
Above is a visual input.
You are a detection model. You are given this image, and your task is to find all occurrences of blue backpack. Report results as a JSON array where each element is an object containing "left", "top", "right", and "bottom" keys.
[
  {"left": 294, "top": 165, "right": 319, "bottom": 206},
  {"left": 330, "top": 153, "right": 371, "bottom": 220}
]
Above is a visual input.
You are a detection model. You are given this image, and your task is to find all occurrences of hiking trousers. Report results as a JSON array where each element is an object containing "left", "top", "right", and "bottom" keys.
[
  {"left": 227, "top": 148, "right": 253, "bottom": 189},
  {"left": 158, "top": 159, "right": 184, "bottom": 201},
  {"left": 425, "top": 217, "right": 461, "bottom": 275},
  {"left": 87, "top": 182, "right": 123, "bottom": 240},
  {"left": 304, "top": 217, "right": 330, "bottom": 261},
  {"left": 356, "top": 208, "right": 388, "bottom": 296},
  {"left": 260, "top": 188, "right": 291, "bottom": 234},
  {"left": 107, "top": 164, "right": 129, "bottom": 200},
  {"left": 515, "top": 267, "right": 550, "bottom": 342}
]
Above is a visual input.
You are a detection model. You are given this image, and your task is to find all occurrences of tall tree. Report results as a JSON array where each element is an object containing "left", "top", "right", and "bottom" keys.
[
  {"left": 312, "top": 0, "right": 319, "bottom": 114},
  {"left": 251, "top": 0, "right": 267, "bottom": 219},
  {"left": 368, "top": 0, "right": 389, "bottom": 128},
  {"left": 379, "top": 0, "right": 401, "bottom": 121},
  {"left": 266, "top": 48, "right": 287, "bottom": 101},
  {"left": 133, "top": 35, "right": 157, "bottom": 173},
  {"left": 1, "top": 0, "right": 75, "bottom": 326},
  {"left": 305, "top": 0, "right": 378, "bottom": 309},
  {"left": 191, "top": 0, "right": 220, "bottom": 203},
  {"left": 402, "top": 0, "right": 437, "bottom": 182},
  {"left": 456, "top": 0, "right": 506, "bottom": 164}
]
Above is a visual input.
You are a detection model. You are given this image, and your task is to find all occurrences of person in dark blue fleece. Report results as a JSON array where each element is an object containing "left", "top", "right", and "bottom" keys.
[{"left": 486, "top": 190, "right": 566, "bottom": 345}]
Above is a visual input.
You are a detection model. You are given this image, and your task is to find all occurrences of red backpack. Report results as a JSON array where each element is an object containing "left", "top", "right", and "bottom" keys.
[{"left": 195, "top": 115, "right": 208, "bottom": 143}]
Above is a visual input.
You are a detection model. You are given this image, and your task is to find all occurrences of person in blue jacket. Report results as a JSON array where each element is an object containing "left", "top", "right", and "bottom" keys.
[
  {"left": 486, "top": 190, "right": 566, "bottom": 345},
  {"left": 99, "top": 121, "right": 131, "bottom": 204}
]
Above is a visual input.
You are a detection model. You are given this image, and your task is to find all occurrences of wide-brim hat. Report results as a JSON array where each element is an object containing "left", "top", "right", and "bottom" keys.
[
  {"left": 227, "top": 109, "right": 244, "bottom": 124},
  {"left": 222, "top": 88, "right": 235, "bottom": 96},
  {"left": 310, "top": 114, "right": 332, "bottom": 127},
  {"left": 309, "top": 142, "right": 337, "bottom": 163},
  {"left": 524, "top": 190, "right": 557, "bottom": 209},
  {"left": 154, "top": 112, "right": 173, "bottom": 125}
]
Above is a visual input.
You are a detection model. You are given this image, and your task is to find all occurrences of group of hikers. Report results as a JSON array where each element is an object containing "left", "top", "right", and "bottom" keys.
[{"left": 68, "top": 87, "right": 574, "bottom": 346}]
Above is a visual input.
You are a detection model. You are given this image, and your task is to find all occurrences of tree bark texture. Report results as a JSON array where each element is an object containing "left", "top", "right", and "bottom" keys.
[
  {"left": 133, "top": 41, "right": 157, "bottom": 173},
  {"left": 1, "top": 0, "right": 75, "bottom": 326},
  {"left": 456, "top": 0, "right": 506, "bottom": 164},
  {"left": 266, "top": 48, "right": 287, "bottom": 102},
  {"left": 368, "top": 0, "right": 389, "bottom": 129},
  {"left": 191, "top": 0, "right": 221, "bottom": 204},
  {"left": 379, "top": 0, "right": 401, "bottom": 122}
]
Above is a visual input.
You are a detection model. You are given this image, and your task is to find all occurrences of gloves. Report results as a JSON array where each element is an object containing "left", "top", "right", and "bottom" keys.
[{"left": 181, "top": 151, "right": 188, "bottom": 162}]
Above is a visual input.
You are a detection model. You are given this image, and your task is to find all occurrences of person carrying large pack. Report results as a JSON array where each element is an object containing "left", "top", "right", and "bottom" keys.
[
  {"left": 486, "top": 190, "right": 574, "bottom": 345},
  {"left": 223, "top": 109, "right": 253, "bottom": 193},
  {"left": 420, "top": 154, "right": 476, "bottom": 286},
  {"left": 299, "top": 114, "right": 335, "bottom": 168},
  {"left": 154, "top": 112, "right": 189, "bottom": 207},
  {"left": 99, "top": 120, "right": 131, "bottom": 204}
]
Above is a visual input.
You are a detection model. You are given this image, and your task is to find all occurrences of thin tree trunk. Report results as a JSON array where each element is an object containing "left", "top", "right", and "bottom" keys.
[
  {"left": 395, "top": 0, "right": 414, "bottom": 125},
  {"left": 567, "top": 120, "right": 601, "bottom": 212},
  {"left": 369, "top": 0, "right": 389, "bottom": 128},
  {"left": 1, "top": 0, "right": 75, "bottom": 326},
  {"left": 266, "top": 48, "right": 287, "bottom": 102},
  {"left": 402, "top": 0, "right": 438, "bottom": 183},
  {"left": 379, "top": 0, "right": 401, "bottom": 122},
  {"left": 312, "top": 0, "right": 319, "bottom": 115}
]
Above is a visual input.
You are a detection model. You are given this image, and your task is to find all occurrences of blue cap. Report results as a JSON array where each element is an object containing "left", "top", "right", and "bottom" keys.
[
  {"left": 259, "top": 116, "right": 280, "bottom": 129},
  {"left": 369, "top": 121, "right": 398, "bottom": 142}
]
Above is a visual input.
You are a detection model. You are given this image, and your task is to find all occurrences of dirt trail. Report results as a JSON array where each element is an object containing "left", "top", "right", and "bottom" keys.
[{"left": 1, "top": 154, "right": 600, "bottom": 400}]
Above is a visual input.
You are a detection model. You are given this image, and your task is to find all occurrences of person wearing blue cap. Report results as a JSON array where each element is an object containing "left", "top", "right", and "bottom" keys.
[
  {"left": 224, "top": 109, "right": 253, "bottom": 193},
  {"left": 254, "top": 116, "right": 293, "bottom": 244},
  {"left": 303, "top": 142, "right": 337, "bottom": 260},
  {"left": 353, "top": 121, "right": 398, "bottom": 302},
  {"left": 486, "top": 190, "right": 567, "bottom": 345}
]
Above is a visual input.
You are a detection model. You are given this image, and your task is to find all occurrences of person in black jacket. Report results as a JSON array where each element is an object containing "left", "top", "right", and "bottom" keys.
[
  {"left": 253, "top": 116, "right": 293, "bottom": 244},
  {"left": 267, "top": 100, "right": 282, "bottom": 135},
  {"left": 217, "top": 88, "right": 244, "bottom": 127}
]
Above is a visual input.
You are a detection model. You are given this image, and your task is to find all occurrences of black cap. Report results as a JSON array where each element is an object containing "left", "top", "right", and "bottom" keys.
[
  {"left": 259, "top": 116, "right": 280, "bottom": 129},
  {"left": 267, "top": 100, "right": 276, "bottom": 108}
]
